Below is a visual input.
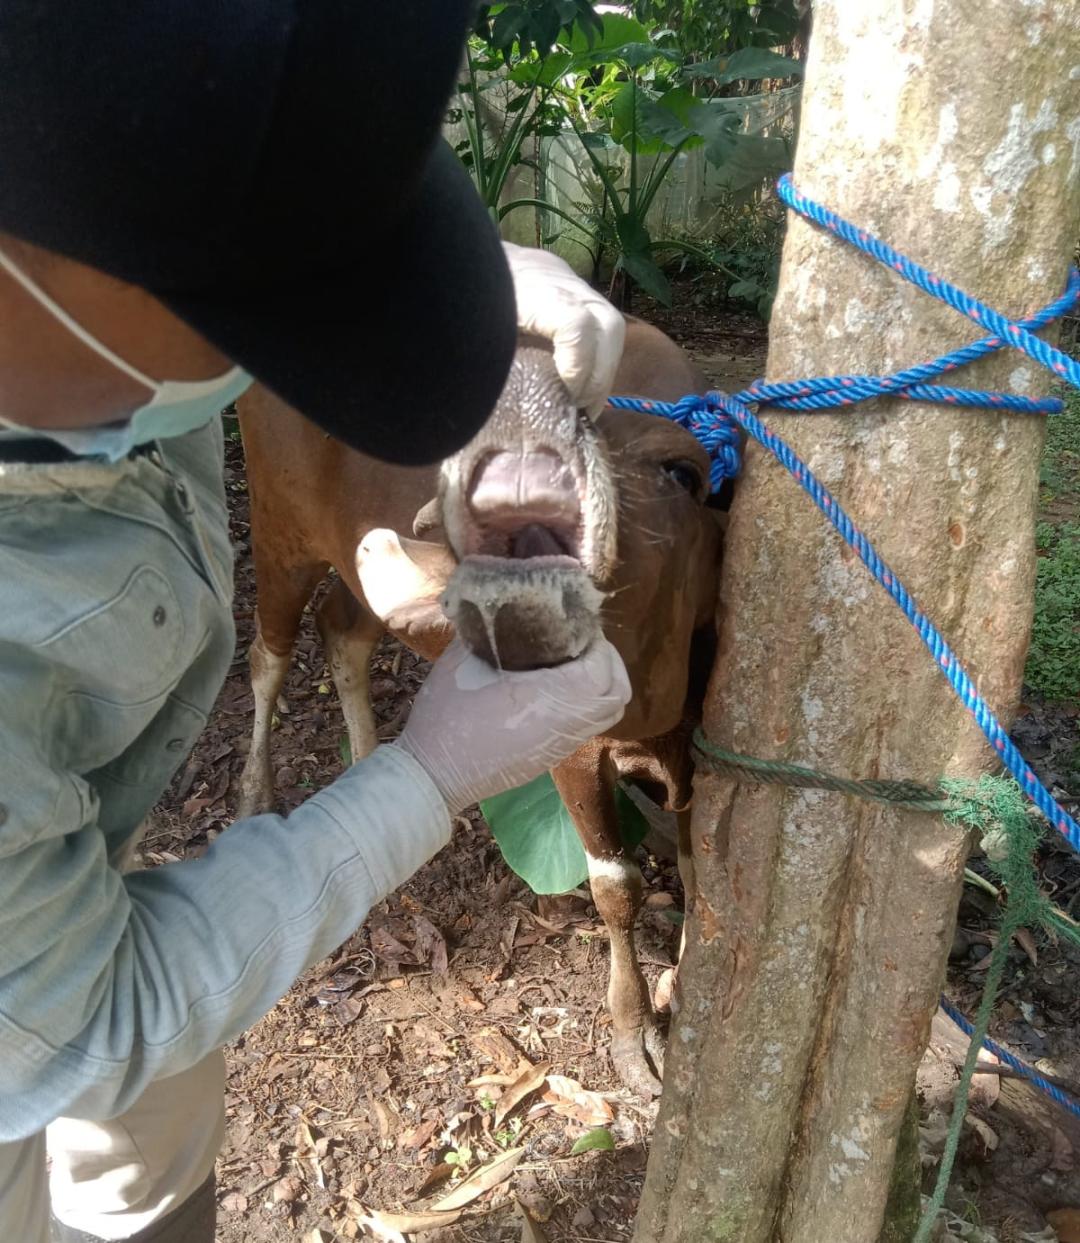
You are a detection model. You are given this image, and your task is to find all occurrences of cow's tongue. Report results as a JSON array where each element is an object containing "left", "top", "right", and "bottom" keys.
[{"left": 511, "top": 523, "right": 567, "bottom": 559}]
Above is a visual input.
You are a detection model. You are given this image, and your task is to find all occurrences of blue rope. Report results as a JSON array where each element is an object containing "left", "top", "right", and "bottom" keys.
[
  {"left": 940, "top": 997, "right": 1080, "bottom": 1121},
  {"left": 611, "top": 176, "right": 1080, "bottom": 1124},
  {"left": 609, "top": 178, "right": 1080, "bottom": 858}
]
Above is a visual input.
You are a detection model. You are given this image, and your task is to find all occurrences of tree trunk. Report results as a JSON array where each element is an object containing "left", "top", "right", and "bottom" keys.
[{"left": 634, "top": 4, "right": 1080, "bottom": 1241}]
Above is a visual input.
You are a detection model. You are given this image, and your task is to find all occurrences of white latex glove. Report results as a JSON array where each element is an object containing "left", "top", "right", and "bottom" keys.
[
  {"left": 394, "top": 636, "right": 631, "bottom": 813},
  {"left": 504, "top": 241, "right": 626, "bottom": 416}
]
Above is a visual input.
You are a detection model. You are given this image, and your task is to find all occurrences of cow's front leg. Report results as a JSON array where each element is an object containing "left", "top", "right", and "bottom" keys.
[{"left": 552, "top": 750, "right": 663, "bottom": 1098}]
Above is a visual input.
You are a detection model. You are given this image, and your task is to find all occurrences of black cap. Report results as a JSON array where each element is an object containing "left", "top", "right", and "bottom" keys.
[{"left": 0, "top": 2, "right": 516, "bottom": 465}]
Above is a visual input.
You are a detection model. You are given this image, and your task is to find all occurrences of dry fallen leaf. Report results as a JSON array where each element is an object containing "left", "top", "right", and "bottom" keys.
[
  {"left": 412, "top": 1161, "right": 456, "bottom": 1200},
  {"left": 543, "top": 1075, "right": 615, "bottom": 1127},
  {"left": 1049, "top": 1125, "right": 1075, "bottom": 1172},
  {"left": 296, "top": 1120, "right": 326, "bottom": 1189},
  {"left": 370, "top": 925, "right": 416, "bottom": 965},
  {"left": 514, "top": 1172, "right": 553, "bottom": 1223},
  {"left": 517, "top": 1198, "right": 552, "bottom": 1243},
  {"left": 963, "top": 1113, "right": 998, "bottom": 1156},
  {"left": 308, "top": 1231, "right": 332, "bottom": 1243},
  {"left": 354, "top": 1206, "right": 464, "bottom": 1241},
  {"left": 926, "top": 1010, "right": 1000, "bottom": 1108},
  {"left": 467, "top": 1073, "right": 517, "bottom": 1089},
  {"left": 413, "top": 914, "right": 449, "bottom": 974},
  {"left": 1048, "top": 1207, "right": 1080, "bottom": 1243},
  {"left": 431, "top": 1146, "right": 526, "bottom": 1211},
  {"left": 470, "top": 1028, "right": 523, "bottom": 1075},
  {"left": 494, "top": 1061, "right": 551, "bottom": 1131},
  {"left": 220, "top": 1191, "right": 248, "bottom": 1214},
  {"left": 400, "top": 1117, "right": 439, "bottom": 1153},
  {"left": 333, "top": 995, "right": 366, "bottom": 1025},
  {"left": 272, "top": 1174, "right": 305, "bottom": 1204},
  {"left": 1012, "top": 925, "right": 1038, "bottom": 965}
]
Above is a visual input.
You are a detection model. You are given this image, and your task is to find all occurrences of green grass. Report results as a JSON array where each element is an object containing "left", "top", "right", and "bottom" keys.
[
  {"left": 1038, "top": 383, "right": 1080, "bottom": 499},
  {"left": 1025, "top": 386, "right": 1080, "bottom": 702}
]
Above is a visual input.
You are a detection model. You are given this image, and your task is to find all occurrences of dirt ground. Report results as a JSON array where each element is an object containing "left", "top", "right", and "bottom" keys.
[{"left": 145, "top": 299, "right": 1080, "bottom": 1242}]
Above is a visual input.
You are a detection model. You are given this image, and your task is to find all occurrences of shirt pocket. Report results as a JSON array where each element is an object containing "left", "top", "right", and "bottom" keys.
[
  {"left": 42, "top": 565, "right": 206, "bottom": 783},
  {"left": 92, "top": 692, "right": 207, "bottom": 792},
  {"left": 40, "top": 565, "right": 186, "bottom": 709}
]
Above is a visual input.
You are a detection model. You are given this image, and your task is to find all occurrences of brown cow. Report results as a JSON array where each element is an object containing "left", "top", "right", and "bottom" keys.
[{"left": 236, "top": 318, "right": 724, "bottom": 1096}]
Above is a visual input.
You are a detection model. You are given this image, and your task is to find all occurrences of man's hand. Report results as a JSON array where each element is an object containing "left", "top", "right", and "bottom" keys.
[
  {"left": 394, "top": 637, "right": 631, "bottom": 813},
  {"left": 504, "top": 242, "right": 625, "bottom": 416}
]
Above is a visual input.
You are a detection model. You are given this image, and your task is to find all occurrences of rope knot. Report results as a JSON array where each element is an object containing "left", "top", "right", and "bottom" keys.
[{"left": 670, "top": 393, "right": 743, "bottom": 491}]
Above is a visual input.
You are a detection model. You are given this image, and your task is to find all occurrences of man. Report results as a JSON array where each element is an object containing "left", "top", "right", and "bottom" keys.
[{"left": 0, "top": 4, "right": 631, "bottom": 1241}]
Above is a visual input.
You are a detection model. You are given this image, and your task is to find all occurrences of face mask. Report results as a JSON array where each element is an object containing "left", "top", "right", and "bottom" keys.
[{"left": 0, "top": 247, "right": 251, "bottom": 462}]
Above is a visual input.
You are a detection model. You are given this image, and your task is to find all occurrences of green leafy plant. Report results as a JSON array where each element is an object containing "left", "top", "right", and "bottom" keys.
[
  {"left": 546, "top": 17, "right": 801, "bottom": 306},
  {"left": 1039, "top": 384, "right": 1080, "bottom": 500},
  {"left": 1026, "top": 388, "right": 1080, "bottom": 702},
  {"left": 480, "top": 771, "right": 651, "bottom": 894},
  {"left": 475, "top": 0, "right": 602, "bottom": 61},
  {"left": 1025, "top": 521, "right": 1080, "bottom": 701},
  {"left": 631, "top": 0, "right": 804, "bottom": 58}
]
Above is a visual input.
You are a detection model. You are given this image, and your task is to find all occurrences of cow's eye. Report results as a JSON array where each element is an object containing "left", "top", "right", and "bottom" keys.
[{"left": 662, "top": 460, "right": 703, "bottom": 495}]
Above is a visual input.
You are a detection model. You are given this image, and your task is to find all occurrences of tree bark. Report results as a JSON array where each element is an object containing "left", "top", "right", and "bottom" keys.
[{"left": 634, "top": 3, "right": 1080, "bottom": 1241}]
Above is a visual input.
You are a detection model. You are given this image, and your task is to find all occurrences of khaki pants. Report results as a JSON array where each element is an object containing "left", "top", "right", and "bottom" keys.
[{"left": 0, "top": 1052, "right": 223, "bottom": 1241}]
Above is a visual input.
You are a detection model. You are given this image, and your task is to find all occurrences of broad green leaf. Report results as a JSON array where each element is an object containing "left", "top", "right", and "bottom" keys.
[
  {"left": 491, "top": 4, "right": 526, "bottom": 52},
  {"left": 509, "top": 53, "right": 572, "bottom": 87},
  {"left": 614, "top": 784, "right": 650, "bottom": 851},
  {"left": 611, "top": 81, "right": 664, "bottom": 155},
  {"left": 685, "top": 100, "right": 795, "bottom": 187},
  {"left": 570, "top": 1128, "right": 615, "bottom": 1155},
  {"left": 619, "top": 250, "right": 672, "bottom": 306},
  {"left": 481, "top": 773, "right": 588, "bottom": 893},
  {"left": 683, "top": 48, "right": 803, "bottom": 85},
  {"left": 709, "top": 132, "right": 793, "bottom": 193},
  {"left": 728, "top": 279, "right": 764, "bottom": 301},
  {"left": 627, "top": 87, "right": 700, "bottom": 151},
  {"left": 614, "top": 212, "right": 651, "bottom": 257},
  {"left": 567, "top": 13, "right": 651, "bottom": 57},
  {"left": 480, "top": 774, "right": 652, "bottom": 895},
  {"left": 590, "top": 41, "right": 680, "bottom": 70}
]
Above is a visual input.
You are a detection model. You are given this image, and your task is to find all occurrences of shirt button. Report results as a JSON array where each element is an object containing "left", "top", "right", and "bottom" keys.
[{"left": 153, "top": 605, "right": 167, "bottom": 627}]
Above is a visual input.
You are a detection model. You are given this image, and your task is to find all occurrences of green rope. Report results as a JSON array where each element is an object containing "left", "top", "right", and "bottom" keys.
[
  {"left": 691, "top": 729, "right": 952, "bottom": 811},
  {"left": 912, "top": 901, "right": 1020, "bottom": 1243},
  {"left": 691, "top": 735, "right": 1080, "bottom": 1239}
]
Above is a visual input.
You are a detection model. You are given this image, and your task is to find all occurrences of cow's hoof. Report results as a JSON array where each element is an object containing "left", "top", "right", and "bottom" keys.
[
  {"left": 235, "top": 784, "right": 273, "bottom": 820},
  {"left": 611, "top": 1024, "right": 665, "bottom": 1098}
]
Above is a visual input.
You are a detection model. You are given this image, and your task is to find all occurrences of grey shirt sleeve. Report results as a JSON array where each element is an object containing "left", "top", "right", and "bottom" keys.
[{"left": 0, "top": 689, "right": 450, "bottom": 1139}]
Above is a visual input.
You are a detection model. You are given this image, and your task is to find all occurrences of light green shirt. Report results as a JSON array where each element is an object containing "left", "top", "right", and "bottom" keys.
[{"left": 0, "top": 418, "right": 448, "bottom": 1139}]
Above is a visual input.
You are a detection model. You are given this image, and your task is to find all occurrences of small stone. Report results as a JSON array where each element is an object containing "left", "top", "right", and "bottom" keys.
[{"left": 572, "top": 1206, "right": 597, "bottom": 1230}]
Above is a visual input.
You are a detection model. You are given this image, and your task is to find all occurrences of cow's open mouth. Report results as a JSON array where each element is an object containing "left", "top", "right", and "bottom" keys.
[{"left": 443, "top": 450, "right": 602, "bottom": 670}]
